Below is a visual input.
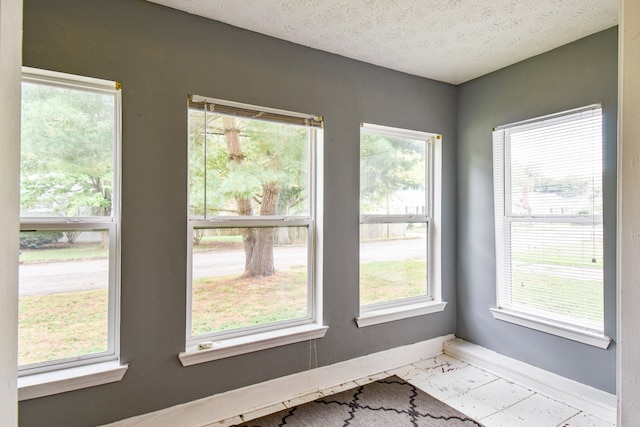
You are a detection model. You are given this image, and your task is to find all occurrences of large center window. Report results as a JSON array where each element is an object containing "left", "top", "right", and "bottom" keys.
[{"left": 185, "top": 96, "right": 323, "bottom": 356}]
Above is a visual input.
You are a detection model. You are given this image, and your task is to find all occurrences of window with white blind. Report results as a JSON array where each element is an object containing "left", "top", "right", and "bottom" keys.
[
  {"left": 181, "top": 95, "right": 327, "bottom": 365},
  {"left": 491, "top": 104, "right": 610, "bottom": 348}
]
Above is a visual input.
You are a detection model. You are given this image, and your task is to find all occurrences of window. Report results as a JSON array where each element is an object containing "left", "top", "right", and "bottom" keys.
[
  {"left": 357, "top": 123, "right": 445, "bottom": 327},
  {"left": 492, "top": 105, "right": 610, "bottom": 348},
  {"left": 19, "top": 68, "right": 121, "bottom": 375},
  {"left": 184, "top": 96, "right": 325, "bottom": 362}
]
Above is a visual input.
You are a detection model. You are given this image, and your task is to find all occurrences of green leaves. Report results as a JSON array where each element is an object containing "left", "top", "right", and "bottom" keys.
[
  {"left": 20, "top": 82, "right": 115, "bottom": 217},
  {"left": 360, "top": 133, "right": 426, "bottom": 214},
  {"left": 188, "top": 111, "right": 310, "bottom": 217}
]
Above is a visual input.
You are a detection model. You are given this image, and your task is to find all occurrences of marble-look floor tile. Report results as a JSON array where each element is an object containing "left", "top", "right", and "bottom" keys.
[
  {"left": 464, "top": 378, "right": 535, "bottom": 411},
  {"left": 556, "top": 412, "right": 615, "bottom": 427},
  {"left": 445, "top": 391, "right": 500, "bottom": 420},
  {"left": 422, "top": 363, "right": 499, "bottom": 400},
  {"left": 204, "top": 415, "right": 243, "bottom": 426},
  {"left": 387, "top": 364, "right": 425, "bottom": 380},
  {"left": 414, "top": 353, "right": 467, "bottom": 372},
  {"left": 443, "top": 378, "right": 534, "bottom": 422},
  {"left": 481, "top": 393, "right": 580, "bottom": 427},
  {"left": 354, "top": 371, "right": 391, "bottom": 386},
  {"left": 282, "top": 391, "right": 324, "bottom": 408},
  {"left": 405, "top": 370, "right": 442, "bottom": 395},
  {"left": 320, "top": 381, "right": 359, "bottom": 397},
  {"left": 206, "top": 355, "right": 610, "bottom": 427}
]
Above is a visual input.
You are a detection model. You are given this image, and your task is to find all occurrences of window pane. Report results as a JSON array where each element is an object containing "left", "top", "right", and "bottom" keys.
[
  {"left": 494, "top": 106, "right": 604, "bottom": 333},
  {"left": 360, "top": 132, "right": 426, "bottom": 215},
  {"left": 18, "top": 230, "right": 109, "bottom": 367},
  {"left": 20, "top": 83, "right": 115, "bottom": 218},
  {"left": 507, "top": 221, "right": 603, "bottom": 330},
  {"left": 191, "top": 226, "right": 309, "bottom": 336},
  {"left": 188, "top": 110, "right": 310, "bottom": 218},
  {"left": 359, "top": 223, "right": 428, "bottom": 306},
  {"left": 508, "top": 114, "right": 602, "bottom": 216}
]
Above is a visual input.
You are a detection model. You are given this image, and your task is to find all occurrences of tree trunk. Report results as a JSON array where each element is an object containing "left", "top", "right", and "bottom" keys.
[
  {"left": 64, "top": 231, "right": 81, "bottom": 244},
  {"left": 222, "top": 118, "right": 282, "bottom": 278},
  {"left": 95, "top": 203, "right": 109, "bottom": 250},
  {"left": 222, "top": 117, "right": 257, "bottom": 272},
  {"left": 244, "top": 179, "right": 281, "bottom": 277}
]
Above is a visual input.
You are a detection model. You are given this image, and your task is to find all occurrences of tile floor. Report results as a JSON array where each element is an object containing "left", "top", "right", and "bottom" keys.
[{"left": 211, "top": 353, "right": 614, "bottom": 427}]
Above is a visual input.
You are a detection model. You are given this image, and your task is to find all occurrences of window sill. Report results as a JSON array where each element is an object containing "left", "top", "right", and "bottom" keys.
[
  {"left": 18, "top": 361, "right": 128, "bottom": 401},
  {"left": 490, "top": 308, "right": 612, "bottom": 349},
  {"left": 179, "top": 324, "right": 329, "bottom": 367},
  {"left": 356, "top": 300, "right": 447, "bottom": 328}
]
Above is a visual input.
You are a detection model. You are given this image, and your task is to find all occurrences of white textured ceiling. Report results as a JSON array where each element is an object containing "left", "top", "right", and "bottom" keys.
[{"left": 146, "top": 0, "right": 618, "bottom": 84}]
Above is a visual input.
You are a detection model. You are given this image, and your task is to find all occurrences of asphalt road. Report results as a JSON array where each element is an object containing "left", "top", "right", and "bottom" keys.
[{"left": 19, "top": 237, "right": 427, "bottom": 296}]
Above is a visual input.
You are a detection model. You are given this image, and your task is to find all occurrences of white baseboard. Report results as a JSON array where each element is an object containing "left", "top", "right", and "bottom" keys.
[
  {"left": 444, "top": 338, "right": 616, "bottom": 424},
  {"left": 102, "top": 334, "right": 454, "bottom": 427}
]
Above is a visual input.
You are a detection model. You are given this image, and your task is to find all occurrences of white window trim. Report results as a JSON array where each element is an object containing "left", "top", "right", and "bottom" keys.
[
  {"left": 356, "top": 300, "right": 447, "bottom": 328},
  {"left": 185, "top": 98, "right": 325, "bottom": 361},
  {"left": 357, "top": 124, "right": 444, "bottom": 326},
  {"left": 18, "top": 222, "right": 120, "bottom": 375},
  {"left": 492, "top": 104, "right": 607, "bottom": 341},
  {"left": 18, "top": 361, "right": 128, "bottom": 401},
  {"left": 22, "top": 66, "right": 120, "bottom": 93},
  {"left": 18, "top": 67, "right": 125, "bottom": 383},
  {"left": 179, "top": 324, "right": 328, "bottom": 366},
  {"left": 490, "top": 308, "right": 611, "bottom": 349}
]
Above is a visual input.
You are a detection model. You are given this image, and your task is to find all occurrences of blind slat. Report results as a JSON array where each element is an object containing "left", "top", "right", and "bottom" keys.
[{"left": 188, "top": 99, "right": 323, "bottom": 128}]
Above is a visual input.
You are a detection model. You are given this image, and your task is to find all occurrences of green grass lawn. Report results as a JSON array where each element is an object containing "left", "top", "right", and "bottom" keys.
[
  {"left": 19, "top": 243, "right": 107, "bottom": 263},
  {"left": 506, "top": 222, "right": 604, "bottom": 326},
  {"left": 513, "top": 247, "right": 603, "bottom": 270},
  {"left": 510, "top": 222, "right": 603, "bottom": 269},
  {"left": 19, "top": 235, "right": 244, "bottom": 262},
  {"left": 511, "top": 269, "right": 603, "bottom": 324},
  {"left": 19, "top": 246, "right": 602, "bottom": 365},
  {"left": 359, "top": 260, "right": 426, "bottom": 306},
  {"left": 199, "top": 235, "right": 244, "bottom": 244},
  {"left": 19, "top": 289, "right": 108, "bottom": 366},
  {"left": 191, "top": 267, "right": 309, "bottom": 335},
  {"left": 19, "top": 260, "right": 426, "bottom": 364}
]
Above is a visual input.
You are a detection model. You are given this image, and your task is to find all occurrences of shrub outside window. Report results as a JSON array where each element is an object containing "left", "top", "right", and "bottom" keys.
[{"left": 19, "top": 68, "right": 121, "bottom": 374}]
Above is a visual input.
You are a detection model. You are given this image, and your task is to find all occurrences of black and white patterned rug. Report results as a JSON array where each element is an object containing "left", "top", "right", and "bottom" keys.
[{"left": 234, "top": 375, "right": 484, "bottom": 426}]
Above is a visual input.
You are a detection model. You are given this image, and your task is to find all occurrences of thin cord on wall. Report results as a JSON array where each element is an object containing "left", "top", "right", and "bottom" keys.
[{"left": 308, "top": 339, "right": 318, "bottom": 370}]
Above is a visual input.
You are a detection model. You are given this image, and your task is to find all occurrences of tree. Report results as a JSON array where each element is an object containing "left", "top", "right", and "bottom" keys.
[
  {"left": 510, "top": 163, "right": 600, "bottom": 215},
  {"left": 189, "top": 110, "right": 308, "bottom": 278},
  {"left": 20, "top": 83, "right": 115, "bottom": 220},
  {"left": 360, "top": 133, "right": 425, "bottom": 214},
  {"left": 533, "top": 175, "right": 589, "bottom": 198}
]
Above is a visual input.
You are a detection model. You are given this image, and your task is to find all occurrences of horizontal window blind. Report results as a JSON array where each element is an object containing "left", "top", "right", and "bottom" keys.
[
  {"left": 493, "top": 105, "right": 604, "bottom": 332},
  {"left": 188, "top": 96, "right": 323, "bottom": 128}
]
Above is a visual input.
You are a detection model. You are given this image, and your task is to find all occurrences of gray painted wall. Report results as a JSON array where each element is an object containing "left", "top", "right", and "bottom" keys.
[
  {"left": 456, "top": 27, "right": 618, "bottom": 393},
  {"left": 20, "top": 0, "right": 619, "bottom": 424},
  {"left": 21, "top": 0, "right": 458, "bottom": 425}
]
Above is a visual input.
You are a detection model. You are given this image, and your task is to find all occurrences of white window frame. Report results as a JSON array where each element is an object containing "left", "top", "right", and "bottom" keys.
[
  {"left": 181, "top": 96, "right": 327, "bottom": 366},
  {"left": 491, "top": 104, "right": 611, "bottom": 349},
  {"left": 17, "top": 67, "right": 126, "bottom": 399},
  {"left": 356, "top": 123, "right": 446, "bottom": 328}
]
